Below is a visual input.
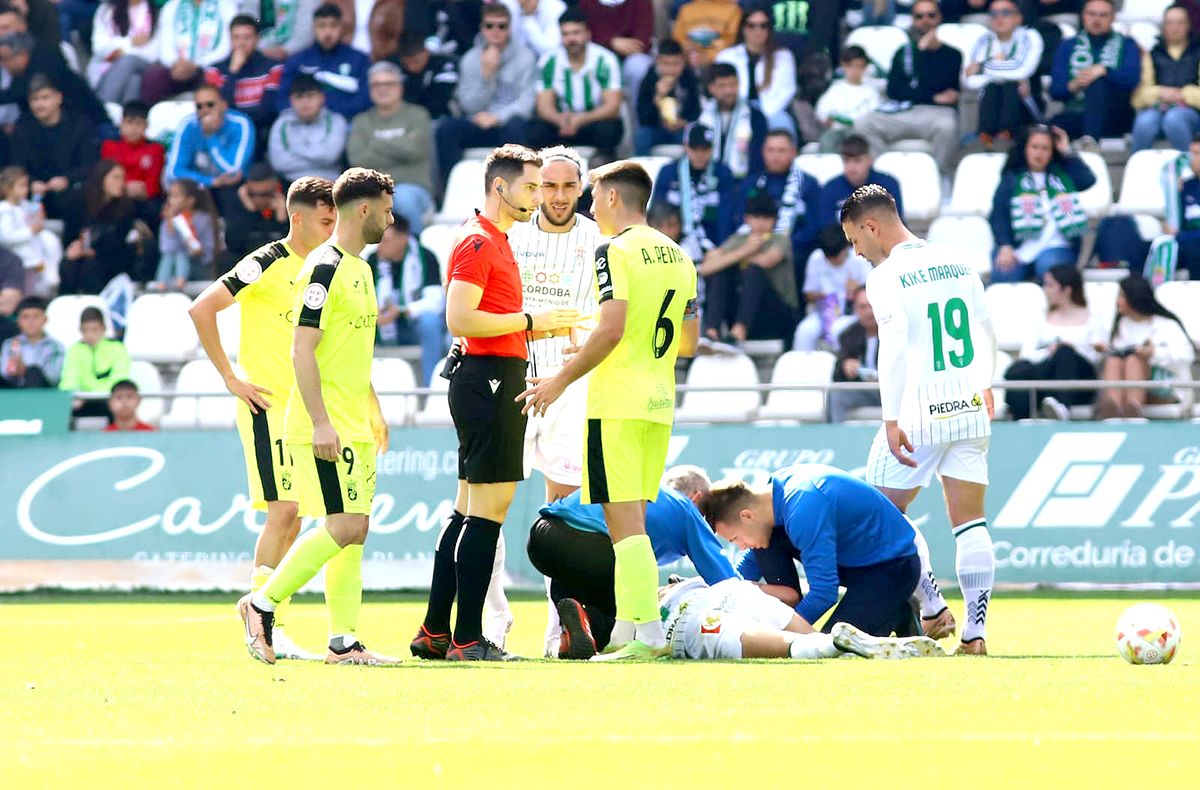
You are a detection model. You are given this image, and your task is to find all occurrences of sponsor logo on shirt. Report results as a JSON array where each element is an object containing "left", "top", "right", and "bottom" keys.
[
  {"left": 699, "top": 614, "right": 722, "bottom": 634},
  {"left": 928, "top": 393, "right": 983, "bottom": 419}
]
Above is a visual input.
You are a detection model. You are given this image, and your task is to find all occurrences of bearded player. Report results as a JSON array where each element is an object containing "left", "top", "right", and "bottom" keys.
[{"left": 189, "top": 177, "right": 335, "bottom": 661}]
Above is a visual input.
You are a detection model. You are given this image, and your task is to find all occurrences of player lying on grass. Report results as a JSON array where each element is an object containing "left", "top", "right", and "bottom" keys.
[
  {"left": 701, "top": 463, "right": 926, "bottom": 639},
  {"left": 526, "top": 465, "right": 735, "bottom": 660},
  {"left": 659, "top": 576, "right": 943, "bottom": 660}
]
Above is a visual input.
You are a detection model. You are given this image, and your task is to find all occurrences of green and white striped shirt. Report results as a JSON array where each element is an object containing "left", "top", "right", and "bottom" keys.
[{"left": 539, "top": 43, "right": 621, "bottom": 113}]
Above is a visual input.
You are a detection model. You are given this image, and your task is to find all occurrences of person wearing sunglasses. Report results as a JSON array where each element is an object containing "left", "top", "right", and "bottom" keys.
[
  {"left": 962, "top": 0, "right": 1044, "bottom": 148},
  {"left": 853, "top": 0, "right": 962, "bottom": 174},
  {"left": 1130, "top": 4, "right": 1200, "bottom": 153},
  {"left": 715, "top": 7, "right": 798, "bottom": 134},
  {"left": 163, "top": 83, "right": 255, "bottom": 213},
  {"left": 438, "top": 3, "right": 536, "bottom": 184},
  {"left": 1047, "top": 0, "right": 1139, "bottom": 145}
]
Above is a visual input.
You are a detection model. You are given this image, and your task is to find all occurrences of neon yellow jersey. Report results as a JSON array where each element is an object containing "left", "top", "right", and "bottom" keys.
[
  {"left": 283, "top": 243, "right": 378, "bottom": 444},
  {"left": 221, "top": 240, "right": 305, "bottom": 400},
  {"left": 588, "top": 224, "right": 697, "bottom": 425}
]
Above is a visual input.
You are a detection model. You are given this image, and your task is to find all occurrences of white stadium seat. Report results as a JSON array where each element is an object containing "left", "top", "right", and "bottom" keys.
[
  {"left": 1117, "top": 149, "right": 1186, "bottom": 217},
  {"left": 985, "top": 282, "right": 1046, "bottom": 353},
  {"left": 795, "top": 153, "right": 844, "bottom": 185},
  {"left": 105, "top": 102, "right": 124, "bottom": 126},
  {"left": 843, "top": 25, "right": 909, "bottom": 73},
  {"left": 45, "top": 295, "right": 112, "bottom": 346},
  {"left": 1119, "top": 20, "right": 1160, "bottom": 52},
  {"left": 937, "top": 22, "right": 988, "bottom": 57},
  {"left": 147, "top": 100, "right": 194, "bottom": 144},
  {"left": 419, "top": 223, "right": 459, "bottom": 282},
  {"left": 434, "top": 159, "right": 486, "bottom": 225},
  {"left": 927, "top": 215, "right": 994, "bottom": 276},
  {"left": 1117, "top": 0, "right": 1173, "bottom": 24},
  {"left": 128, "top": 360, "right": 164, "bottom": 425},
  {"left": 1132, "top": 213, "right": 1163, "bottom": 241},
  {"left": 1084, "top": 280, "right": 1119, "bottom": 335},
  {"left": 371, "top": 357, "right": 417, "bottom": 427},
  {"left": 1077, "top": 151, "right": 1113, "bottom": 218},
  {"left": 414, "top": 358, "right": 452, "bottom": 428},
  {"left": 675, "top": 354, "right": 760, "bottom": 423},
  {"left": 875, "top": 151, "right": 941, "bottom": 222},
  {"left": 758, "top": 351, "right": 836, "bottom": 423},
  {"left": 991, "top": 348, "right": 1014, "bottom": 420},
  {"left": 946, "top": 153, "right": 1005, "bottom": 216},
  {"left": 1155, "top": 281, "right": 1200, "bottom": 344},
  {"left": 628, "top": 156, "right": 673, "bottom": 190},
  {"left": 123, "top": 293, "right": 199, "bottom": 363},
  {"left": 160, "top": 359, "right": 236, "bottom": 429}
]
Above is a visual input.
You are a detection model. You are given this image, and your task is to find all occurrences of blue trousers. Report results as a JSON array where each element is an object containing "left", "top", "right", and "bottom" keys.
[
  {"left": 1050, "top": 80, "right": 1133, "bottom": 139},
  {"left": 989, "top": 245, "right": 1077, "bottom": 283},
  {"left": 822, "top": 553, "right": 922, "bottom": 637},
  {"left": 1131, "top": 106, "right": 1200, "bottom": 152}
]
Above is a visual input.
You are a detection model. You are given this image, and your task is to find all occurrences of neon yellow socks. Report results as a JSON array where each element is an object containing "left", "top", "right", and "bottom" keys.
[
  {"left": 613, "top": 534, "right": 661, "bottom": 625},
  {"left": 255, "top": 526, "right": 340, "bottom": 611},
  {"left": 325, "top": 543, "right": 363, "bottom": 639}
]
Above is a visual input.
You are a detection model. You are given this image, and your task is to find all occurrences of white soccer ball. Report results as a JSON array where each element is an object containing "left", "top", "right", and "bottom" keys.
[{"left": 1115, "top": 603, "right": 1182, "bottom": 665}]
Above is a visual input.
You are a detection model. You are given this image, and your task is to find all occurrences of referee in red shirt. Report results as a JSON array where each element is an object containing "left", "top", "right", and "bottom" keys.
[{"left": 413, "top": 144, "right": 579, "bottom": 661}]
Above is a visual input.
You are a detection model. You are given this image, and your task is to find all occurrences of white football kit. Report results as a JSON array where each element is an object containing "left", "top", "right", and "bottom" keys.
[
  {"left": 662, "top": 577, "right": 797, "bottom": 660},
  {"left": 864, "top": 238, "right": 996, "bottom": 490},
  {"left": 509, "top": 210, "right": 601, "bottom": 487}
]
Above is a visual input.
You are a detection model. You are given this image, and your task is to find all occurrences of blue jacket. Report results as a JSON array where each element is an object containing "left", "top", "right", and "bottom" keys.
[
  {"left": 744, "top": 464, "right": 917, "bottom": 625},
  {"left": 818, "top": 169, "right": 905, "bottom": 229},
  {"left": 650, "top": 159, "right": 739, "bottom": 247},
  {"left": 1050, "top": 33, "right": 1140, "bottom": 103},
  {"left": 540, "top": 487, "right": 737, "bottom": 585},
  {"left": 741, "top": 167, "right": 822, "bottom": 259},
  {"left": 1178, "top": 177, "right": 1200, "bottom": 245},
  {"left": 989, "top": 154, "right": 1097, "bottom": 249},
  {"left": 164, "top": 110, "right": 255, "bottom": 187},
  {"left": 279, "top": 43, "right": 372, "bottom": 120}
]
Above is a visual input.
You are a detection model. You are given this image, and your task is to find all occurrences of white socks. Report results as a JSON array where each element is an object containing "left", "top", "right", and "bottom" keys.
[
  {"left": 542, "top": 577, "right": 562, "bottom": 655},
  {"left": 785, "top": 632, "right": 841, "bottom": 660},
  {"left": 954, "top": 520, "right": 994, "bottom": 643},
  {"left": 482, "top": 532, "right": 512, "bottom": 646},
  {"left": 910, "top": 522, "right": 949, "bottom": 618},
  {"left": 610, "top": 619, "right": 635, "bottom": 647},
  {"left": 634, "top": 619, "right": 666, "bottom": 649}
]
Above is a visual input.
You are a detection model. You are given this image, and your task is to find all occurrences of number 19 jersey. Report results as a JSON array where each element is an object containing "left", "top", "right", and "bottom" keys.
[
  {"left": 588, "top": 225, "right": 697, "bottom": 426},
  {"left": 866, "top": 239, "right": 993, "bottom": 446}
]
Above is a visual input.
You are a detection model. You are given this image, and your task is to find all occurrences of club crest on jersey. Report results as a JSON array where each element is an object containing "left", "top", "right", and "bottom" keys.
[
  {"left": 700, "top": 614, "right": 722, "bottom": 634},
  {"left": 929, "top": 394, "right": 983, "bottom": 419},
  {"left": 281, "top": 472, "right": 292, "bottom": 491},
  {"left": 303, "top": 283, "right": 328, "bottom": 309},
  {"left": 236, "top": 259, "right": 262, "bottom": 283},
  {"left": 347, "top": 479, "right": 358, "bottom": 501}
]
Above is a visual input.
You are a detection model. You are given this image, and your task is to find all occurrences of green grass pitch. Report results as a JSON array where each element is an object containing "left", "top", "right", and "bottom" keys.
[{"left": 4, "top": 593, "right": 1198, "bottom": 787}]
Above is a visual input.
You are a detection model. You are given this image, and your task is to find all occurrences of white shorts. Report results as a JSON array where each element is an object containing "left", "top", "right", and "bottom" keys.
[
  {"left": 523, "top": 376, "right": 586, "bottom": 486},
  {"left": 669, "top": 579, "right": 796, "bottom": 660},
  {"left": 865, "top": 426, "right": 990, "bottom": 490}
]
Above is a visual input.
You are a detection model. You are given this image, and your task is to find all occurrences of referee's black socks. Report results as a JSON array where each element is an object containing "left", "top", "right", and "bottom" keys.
[
  {"left": 422, "top": 510, "right": 465, "bottom": 635},
  {"left": 452, "top": 516, "right": 503, "bottom": 645}
]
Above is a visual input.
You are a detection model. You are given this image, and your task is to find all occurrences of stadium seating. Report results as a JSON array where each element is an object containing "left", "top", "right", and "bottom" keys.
[
  {"left": 159, "top": 359, "right": 236, "bottom": 429},
  {"left": 419, "top": 223, "right": 459, "bottom": 280},
  {"left": 843, "top": 25, "right": 908, "bottom": 74},
  {"left": 875, "top": 151, "right": 941, "bottom": 222},
  {"left": 1084, "top": 280, "right": 1119, "bottom": 332},
  {"left": 927, "top": 215, "right": 994, "bottom": 275},
  {"left": 413, "top": 359, "right": 452, "bottom": 428},
  {"left": 1119, "top": 20, "right": 1160, "bottom": 52},
  {"left": 986, "top": 282, "right": 1047, "bottom": 352},
  {"left": 1117, "top": 149, "right": 1185, "bottom": 217},
  {"left": 936, "top": 22, "right": 988, "bottom": 57},
  {"left": 758, "top": 350, "right": 836, "bottom": 423},
  {"left": 434, "top": 159, "right": 486, "bottom": 225},
  {"left": 123, "top": 293, "right": 199, "bottom": 363},
  {"left": 1077, "top": 151, "right": 1113, "bottom": 218},
  {"left": 795, "top": 153, "right": 844, "bottom": 185},
  {"left": 1117, "top": 0, "right": 1173, "bottom": 24},
  {"left": 675, "top": 354, "right": 761, "bottom": 423},
  {"left": 991, "top": 349, "right": 1013, "bottom": 421},
  {"left": 128, "top": 360, "right": 164, "bottom": 425},
  {"left": 45, "top": 295, "right": 112, "bottom": 346},
  {"left": 146, "top": 100, "right": 194, "bottom": 144},
  {"left": 371, "top": 357, "right": 418, "bottom": 426},
  {"left": 946, "top": 153, "right": 1006, "bottom": 216},
  {"left": 1155, "top": 281, "right": 1200, "bottom": 342},
  {"left": 628, "top": 156, "right": 673, "bottom": 190},
  {"left": 104, "top": 102, "right": 123, "bottom": 126}
]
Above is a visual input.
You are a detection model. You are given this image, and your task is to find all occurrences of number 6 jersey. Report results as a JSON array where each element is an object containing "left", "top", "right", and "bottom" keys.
[
  {"left": 588, "top": 224, "right": 698, "bottom": 426},
  {"left": 866, "top": 238, "right": 995, "bottom": 446}
]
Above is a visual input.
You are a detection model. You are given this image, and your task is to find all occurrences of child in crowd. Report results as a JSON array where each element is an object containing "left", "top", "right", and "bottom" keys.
[
  {"left": 60, "top": 306, "right": 131, "bottom": 424},
  {"left": 104, "top": 379, "right": 156, "bottom": 432},
  {"left": 0, "top": 166, "right": 62, "bottom": 296},
  {"left": 815, "top": 46, "right": 880, "bottom": 153},
  {"left": 100, "top": 102, "right": 165, "bottom": 208},
  {"left": 153, "top": 179, "right": 219, "bottom": 291},
  {"left": 793, "top": 224, "right": 871, "bottom": 351}
]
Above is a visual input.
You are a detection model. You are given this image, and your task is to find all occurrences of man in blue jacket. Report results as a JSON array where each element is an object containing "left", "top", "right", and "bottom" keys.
[
  {"left": 817, "top": 134, "right": 904, "bottom": 230},
  {"left": 278, "top": 3, "right": 371, "bottom": 121},
  {"left": 700, "top": 463, "right": 921, "bottom": 639},
  {"left": 1048, "top": 0, "right": 1140, "bottom": 141},
  {"left": 527, "top": 465, "right": 737, "bottom": 659},
  {"left": 163, "top": 83, "right": 255, "bottom": 212},
  {"left": 650, "top": 123, "right": 738, "bottom": 254}
]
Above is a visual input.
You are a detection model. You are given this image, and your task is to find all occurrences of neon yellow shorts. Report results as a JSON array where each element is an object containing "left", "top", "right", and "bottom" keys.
[
  {"left": 284, "top": 441, "right": 376, "bottom": 517},
  {"left": 581, "top": 418, "right": 670, "bottom": 504},
  {"left": 234, "top": 404, "right": 293, "bottom": 511}
]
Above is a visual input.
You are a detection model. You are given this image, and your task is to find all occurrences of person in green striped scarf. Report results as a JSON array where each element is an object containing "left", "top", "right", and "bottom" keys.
[{"left": 988, "top": 124, "right": 1097, "bottom": 282}]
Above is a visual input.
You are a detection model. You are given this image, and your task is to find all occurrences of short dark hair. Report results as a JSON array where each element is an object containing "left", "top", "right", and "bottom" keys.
[
  {"left": 391, "top": 213, "right": 411, "bottom": 234},
  {"left": 839, "top": 184, "right": 899, "bottom": 224},
  {"left": 590, "top": 160, "right": 653, "bottom": 214},
  {"left": 482, "top": 2, "right": 511, "bottom": 21},
  {"left": 840, "top": 45, "right": 868, "bottom": 64},
  {"left": 657, "top": 38, "right": 683, "bottom": 57},
  {"left": 289, "top": 73, "right": 323, "bottom": 96},
  {"left": 765, "top": 128, "right": 796, "bottom": 147},
  {"left": 483, "top": 144, "right": 542, "bottom": 193},
  {"left": 840, "top": 133, "right": 870, "bottom": 158},
  {"left": 16, "top": 295, "right": 47, "bottom": 314},
  {"left": 230, "top": 13, "right": 259, "bottom": 31},
  {"left": 398, "top": 29, "right": 426, "bottom": 57},
  {"left": 698, "top": 482, "right": 755, "bottom": 530},
  {"left": 314, "top": 2, "right": 341, "bottom": 21},
  {"left": 287, "top": 176, "right": 334, "bottom": 210},
  {"left": 1083, "top": 0, "right": 1114, "bottom": 8},
  {"left": 246, "top": 162, "right": 279, "bottom": 183},
  {"left": 80, "top": 306, "right": 106, "bottom": 326},
  {"left": 745, "top": 193, "right": 778, "bottom": 218},
  {"left": 559, "top": 6, "right": 588, "bottom": 27},
  {"left": 121, "top": 100, "right": 149, "bottom": 120},
  {"left": 332, "top": 167, "right": 394, "bottom": 207},
  {"left": 110, "top": 379, "right": 139, "bottom": 396},
  {"left": 27, "top": 72, "right": 58, "bottom": 96},
  {"left": 705, "top": 62, "right": 738, "bottom": 85},
  {"left": 818, "top": 224, "right": 849, "bottom": 257},
  {"left": 647, "top": 201, "right": 682, "bottom": 226}
]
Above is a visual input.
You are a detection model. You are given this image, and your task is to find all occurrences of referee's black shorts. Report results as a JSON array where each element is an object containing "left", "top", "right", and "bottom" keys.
[{"left": 449, "top": 354, "right": 528, "bottom": 484}]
